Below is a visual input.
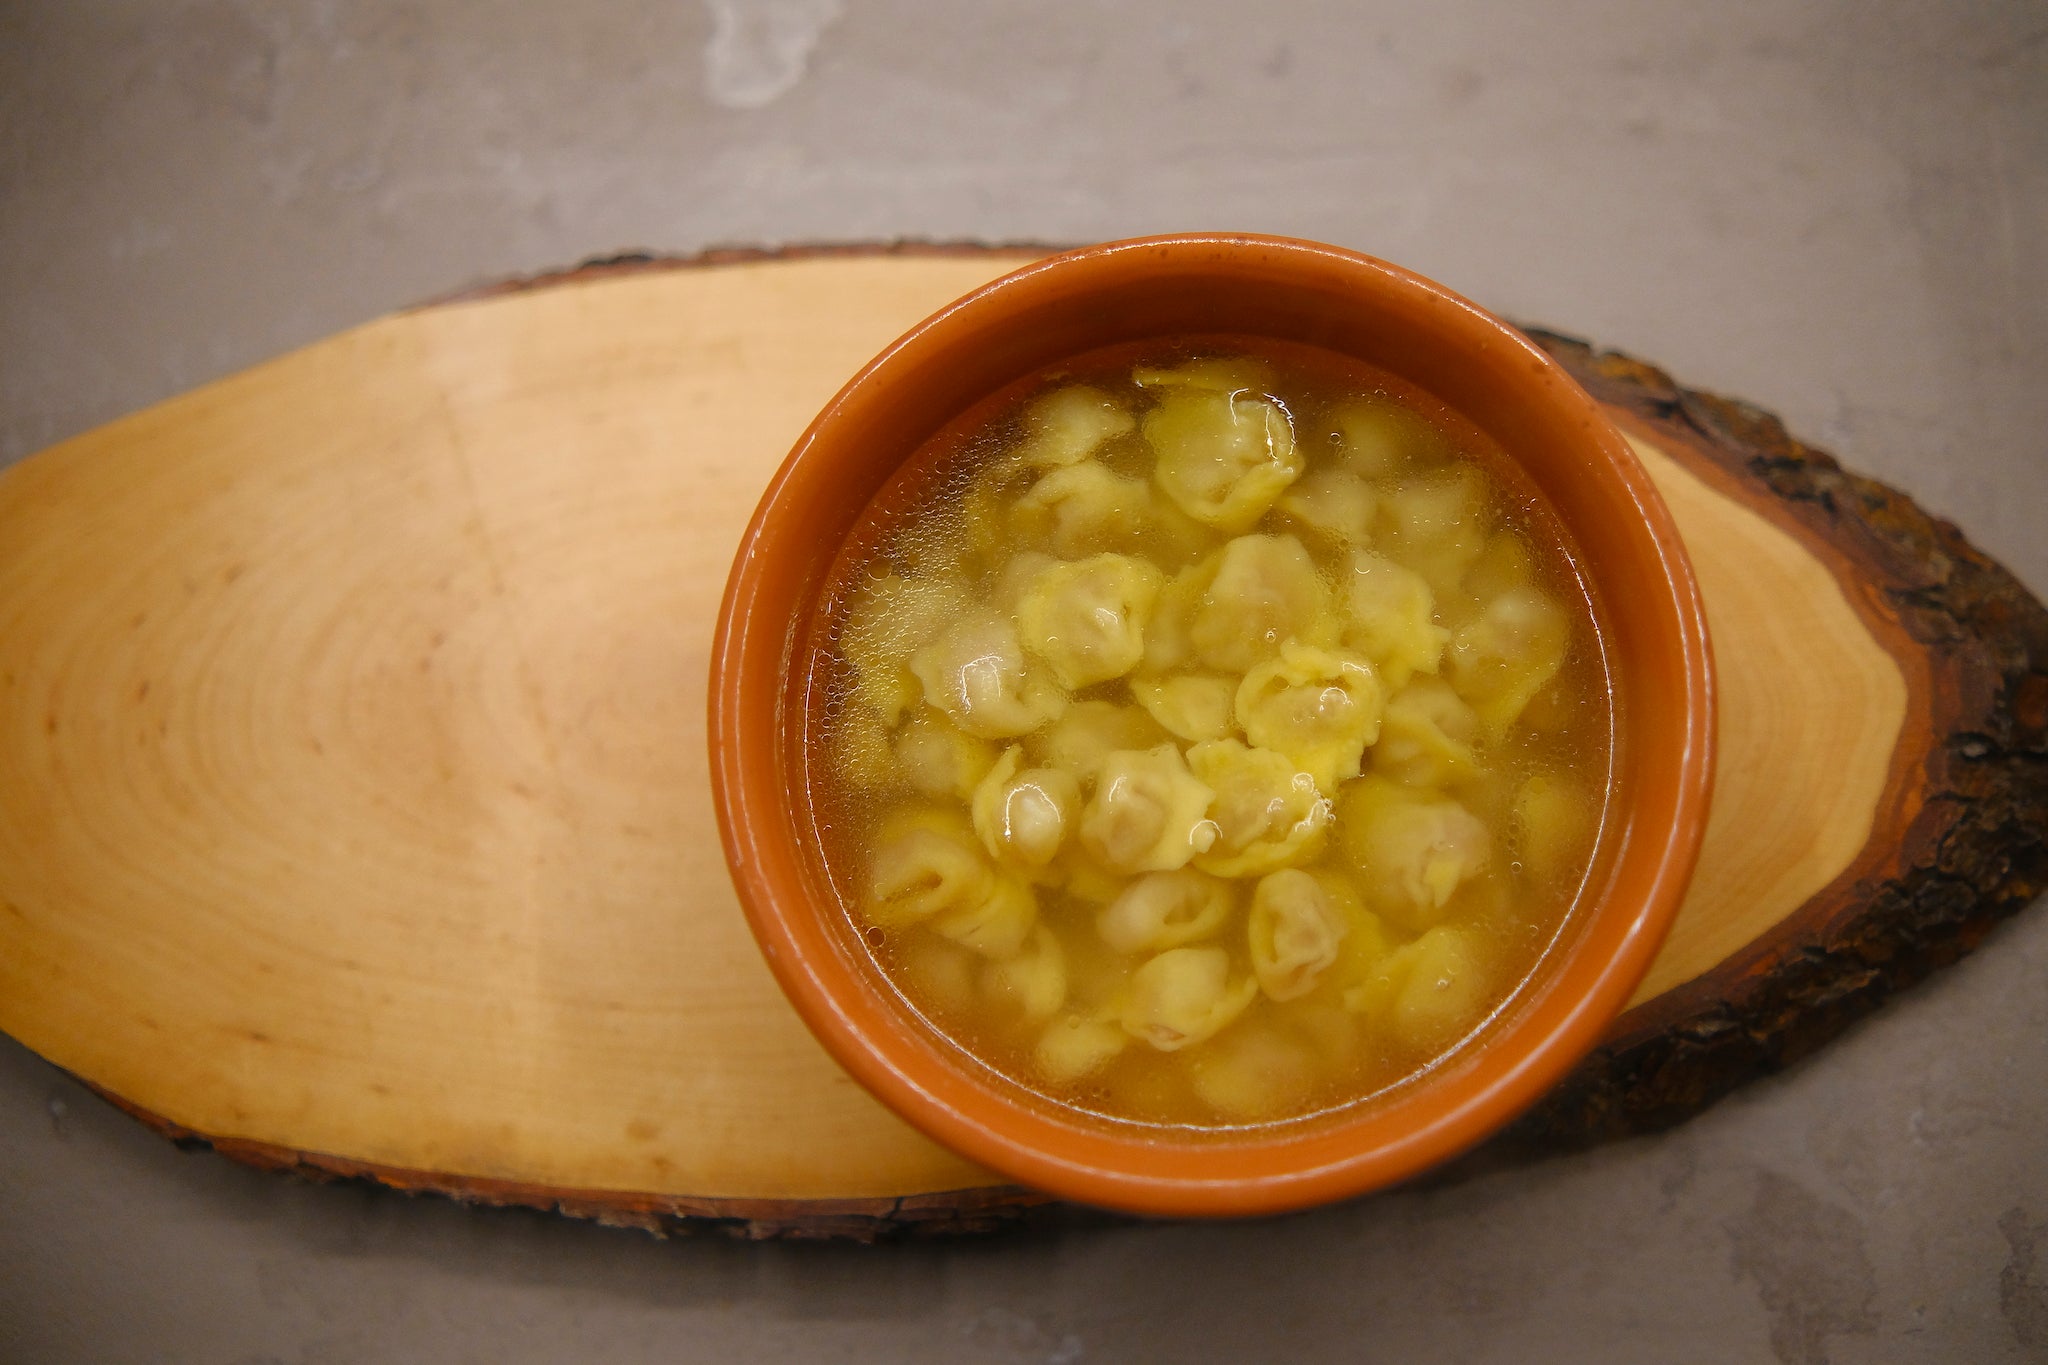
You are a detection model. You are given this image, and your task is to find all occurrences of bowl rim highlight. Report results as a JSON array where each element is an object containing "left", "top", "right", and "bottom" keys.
[{"left": 710, "top": 233, "right": 1715, "bottom": 1217}]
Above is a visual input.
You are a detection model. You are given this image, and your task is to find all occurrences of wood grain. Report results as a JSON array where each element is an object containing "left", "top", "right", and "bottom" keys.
[{"left": 0, "top": 247, "right": 2040, "bottom": 1238}]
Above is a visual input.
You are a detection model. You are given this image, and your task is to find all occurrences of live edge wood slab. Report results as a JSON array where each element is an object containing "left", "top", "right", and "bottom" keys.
[{"left": 0, "top": 247, "right": 2042, "bottom": 1241}]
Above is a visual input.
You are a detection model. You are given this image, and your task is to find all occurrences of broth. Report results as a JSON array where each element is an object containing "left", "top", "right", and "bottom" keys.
[{"left": 810, "top": 337, "right": 1613, "bottom": 1127}]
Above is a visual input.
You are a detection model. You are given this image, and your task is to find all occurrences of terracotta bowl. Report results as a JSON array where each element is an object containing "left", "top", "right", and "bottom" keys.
[{"left": 710, "top": 234, "right": 1715, "bottom": 1217}]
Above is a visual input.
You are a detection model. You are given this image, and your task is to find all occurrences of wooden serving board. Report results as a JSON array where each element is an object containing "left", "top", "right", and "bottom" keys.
[{"left": 1, "top": 247, "right": 2042, "bottom": 1240}]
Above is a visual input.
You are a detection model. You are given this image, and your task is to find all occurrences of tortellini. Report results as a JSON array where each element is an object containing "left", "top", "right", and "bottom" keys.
[
  {"left": 1381, "top": 467, "right": 1491, "bottom": 599},
  {"left": 841, "top": 571, "right": 974, "bottom": 726},
  {"left": 1079, "top": 745, "right": 1219, "bottom": 874},
  {"left": 1016, "top": 385, "right": 1135, "bottom": 469},
  {"left": 983, "top": 925, "right": 1068, "bottom": 1024},
  {"left": 1448, "top": 585, "right": 1570, "bottom": 737},
  {"left": 1144, "top": 386, "right": 1303, "bottom": 533},
  {"left": 1095, "top": 868, "right": 1234, "bottom": 954},
  {"left": 1188, "top": 1025, "right": 1317, "bottom": 1121},
  {"left": 1513, "top": 771, "right": 1597, "bottom": 886},
  {"left": 972, "top": 746, "right": 1081, "bottom": 868},
  {"left": 910, "top": 610, "right": 1068, "bottom": 739},
  {"left": 1128, "top": 673, "right": 1238, "bottom": 744},
  {"left": 1344, "top": 550, "right": 1448, "bottom": 691},
  {"left": 864, "top": 808, "right": 995, "bottom": 929},
  {"left": 1372, "top": 678, "right": 1480, "bottom": 788},
  {"left": 865, "top": 809, "right": 1038, "bottom": 957},
  {"left": 1235, "top": 642, "right": 1385, "bottom": 792},
  {"left": 1277, "top": 467, "right": 1377, "bottom": 547},
  {"left": 1015, "top": 553, "right": 1162, "bottom": 690},
  {"left": 1248, "top": 869, "right": 1350, "bottom": 1002},
  {"left": 1186, "top": 739, "right": 1330, "bottom": 877},
  {"left": 1345, "top": 925, "right": 1491, "bottom": 1053},
  {"left": 1012, "top": 460, "right": 1155, "bottom": 558},
  {"left": 1035, "top": 1009, "right": 1129, "bottom": 1082},
  {"left": 1338, "top": 777, "right": 1492, "bottom": 933},
  {"left": 1330, "top": 397, "right": 1448, "bottom": 477},
  {"left": 1187, "top": 534, "right": 1332, "bottom": 673},
  {"left": 830, "top": 349, "right": 1609, "bottom": 1127},
  {"left": 1027, "top": 700, "right": 1169, "bottom": 784},
  {"left": 893, "top": 707, "right": 1000, "bottom": 801},
  {"left": 1120, "top": 946, "right": 1259, "bottom": 1052}
]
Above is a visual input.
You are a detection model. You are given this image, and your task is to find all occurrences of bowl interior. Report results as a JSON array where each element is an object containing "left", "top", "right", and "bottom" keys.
[{"left": 712, "top": 235, "right": 1713, "bottom": 1216}]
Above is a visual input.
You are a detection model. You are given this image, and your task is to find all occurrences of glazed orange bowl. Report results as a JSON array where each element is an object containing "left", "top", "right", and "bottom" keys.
[{"left": 710, "top": 234, "right": 1713, "bottom": 1218}]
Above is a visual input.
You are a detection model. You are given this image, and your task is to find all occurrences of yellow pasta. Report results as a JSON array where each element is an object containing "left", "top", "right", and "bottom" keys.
[
  {"left": 1187, "top": 534, "right": 1332, "bottom": 672},
  {"left": 1015, "top": 384, "right": 1136, "bottom": 469},
  {"left": 909, "top": 610, "right": 1068, "bottom": 739},
  {"left": 1014, "top": 552, "right": 1162, "bottom": 690},
  {"left": 1079, "top": 744, "right": 1219, "bottom": 874},
  {"left": 1120, "top": 947, "right": 1259, "bottom": 1052},
  {"left": 1234, "top": 641, "right": 1385, "bottom": 791},
  {"left": 971, "top": 746, "right": 1080, "bottom": 869},
  {"left": 893, "top": 706, "right": 1000, "bottom": 802},
  {"left": 819, "top": 342, "right": 1612, "bottom": 1127},
  {"left": 1095, "top": 868, "right": 1235, "bottom": 954},
  {"left": 1145, "top": 387, "right": 1303, "bottom": 532},
  {"left": 1011, "top": 459, "right": 1155, "bottom": 558},
  {"left": 1128, "top": 673, "right": 1239, "bottom": 744},
  {"left": 1248, "top": 869, "right": 1350, "bottom": 1002},
  {"left": 1186, "top": 739, "right": 1329, "bottom": 877}
]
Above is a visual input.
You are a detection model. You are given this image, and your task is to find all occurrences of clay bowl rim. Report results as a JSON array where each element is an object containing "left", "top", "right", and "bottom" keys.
[{"left": 710, "top": 233, "right": 1715, "bottom": 1218}]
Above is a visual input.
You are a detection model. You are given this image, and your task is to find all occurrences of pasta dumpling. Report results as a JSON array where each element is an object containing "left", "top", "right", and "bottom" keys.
[
  {"left": 1276, "top": 467, "right": 1377, "bottom": 547},
  {"left": 1461, "top": 529, "right": 1537, "bottom": 605},
  {"left": 910, "top": 610, "right": 1068, "bottom": 739},
  {"left": 1186, "top": 739, "right": 1330, "bottom": 877},
  {"left": 983, "top": 924, "right": 1068, "bottom": 1024},
  {"left": 1248, "top": 869, "right": 1350, "bottom": 1002},
  {"left": 1189, "top": 534, "right": 1332, "bottom": 673},
  {"left": 1035, "top": 1009, "right": 1129, "bottom": 1083},
  {"left": 1381, "top": 468, "right": 1491, "bottom": 598},
  {"left": 1079, "top": 745, "right": 1219, "bottom": 874},
  {"left": 1345, "top": 925, "right": 1490, "bottom": 1053},
  {"left": 1012, "top": 460, "right": 1154, "bottom": 558},
  {"left": 841, "top": 571, "right": 973, "bottom": 725},
  {"left": 864, "top": 808, "right": 996, "bottom": 929},
  {"left": 1512, "top": 771, "right": 1598, "bottom": 886},
  {"left": 1095, "top": 868, "right": 1234, "bottom": 954},
  {"left": 1016, "top": 385, "right": 1135, "bottom": 469},
  {"left": 893, "top": 707, "right": 1001, "bottom": 801},
  {"left": 1373, "top": 678, "right": 1481, "bottom": 788},
  {"left": 972, "top": 745, "right": 1081, "bottom": 868},
  {"left": 1015, "top": 553, "right": 1162, "bottom": 690},
  {"left": 1188, "top": 1025, "right": 1318, "bottom": 1121},
  {"left": 1235, "top": 641, "right": 1384, "bottom": 792},
  {"left": 1329, "top": 397, "right": 1448, "bottom": 478},
  {"left": 1448, "top": 585, "right": 1570, "bottom": 737},
  {"left": 1026, "top": 700, "right": 1168, "bottom": 785},
  {"left": 930, "top": 871, "right": 1039, "bottom": 959},
  {"left": 1338, "top": 777, "right": 1492, "bottom": 932},
  {"left": 1128, "top": 673, "right": 1238, "bottom": 744},
  {"left": 1120, "top": 946, "right": 1258, "bottom": 1052},
  {"left": 1145, "top": 388, "right": 1303, "bottom": 533},
  {"left": 1344, "top": 549, "right": 1449, "bottom": 691}
]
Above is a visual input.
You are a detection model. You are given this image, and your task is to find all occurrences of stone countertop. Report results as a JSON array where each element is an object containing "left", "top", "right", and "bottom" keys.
[{"left": 1, "top": 3, "right": 2043, "bottom": 1361}]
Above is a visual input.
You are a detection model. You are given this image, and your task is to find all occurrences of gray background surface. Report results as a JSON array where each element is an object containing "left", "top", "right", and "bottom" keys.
[{"left": 2, "top": 2, "right": 2044, "bottom": 1361}]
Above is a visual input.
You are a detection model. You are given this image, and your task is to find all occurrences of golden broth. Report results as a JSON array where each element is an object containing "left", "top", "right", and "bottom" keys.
[{"left": 810, "top": 338, "right": 1613, "bottom": 1127}]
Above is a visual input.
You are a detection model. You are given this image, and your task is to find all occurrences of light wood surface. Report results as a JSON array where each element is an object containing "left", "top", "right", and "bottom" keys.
[{"left": 0, "top": 251, "right": 2021, "bottom": 1224}]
